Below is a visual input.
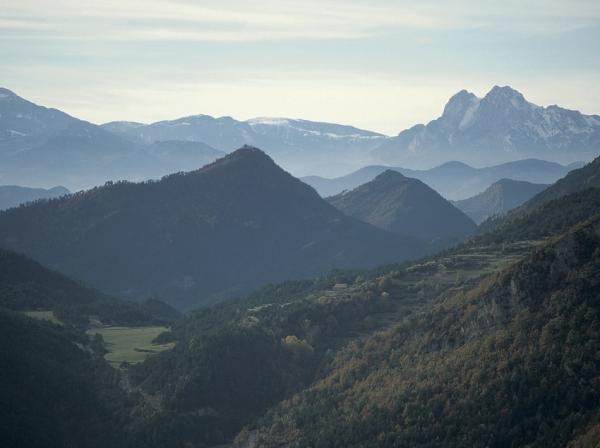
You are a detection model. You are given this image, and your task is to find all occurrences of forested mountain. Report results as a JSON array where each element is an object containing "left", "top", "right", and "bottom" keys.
[
  {"left": 0, "top": 146, "right": 424, "bottom": 309},
  {"left": 0, "top": 248, "right": 177, "bottom": 326},
  {"left": 476, "top": 187, "right": 600, "bottom": 244},
  {"left": 0, "top": 185, "right": 69, "bottom": 211},
  {"left": 479, "top": 155, "right": 600, "bottom": 233},
  {"left": 453, "top": 178, "right": 548, "bottom": 223},
  {"left": 522, "top": 155, "right": 600, "bottom": 212},
  {"left": 2, "top": 157, "right": 600, "bottom": 448},
  {"left": 372, "top": 85, "right": 600, "bottom": 168},
  {"left": 121, "top": 173, "right": 600, "bottom": 447},
  {"left": 242, "top": 213, "right": 600, "bottom": 448},
  {"left": 303, "top": 158, "right": 579, "bottom": 200},
  {"left": 327, "top": 170, "right": 476, "bottom": 242}
]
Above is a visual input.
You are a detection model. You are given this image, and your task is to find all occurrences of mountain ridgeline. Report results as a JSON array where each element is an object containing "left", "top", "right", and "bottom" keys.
[
  {"left": 327, "top": 170, "right": 476, "bottom": 243},
  {"left": 303, "top": 158, "right": 581, "bottom": 200},
  {"left": 103, "top": 116, "right": 386, "bottom": 177},
  {"left": 0, "top": 146, "right": 425, "bottom": 310},
  {"left": 1, "top": 85, "right": 598, "bottom": 189},
  {"left": 479, "top": 155, "right": 600, "bottom": 234},
  {"left": 453, "top": 178, "right": 548, "bottom": 224},
  {"left": 373, "top": 85, "right": 600, "bottom": 168},
  {"left": 0, "top": 88, "right": 226, "bottom": 189}
]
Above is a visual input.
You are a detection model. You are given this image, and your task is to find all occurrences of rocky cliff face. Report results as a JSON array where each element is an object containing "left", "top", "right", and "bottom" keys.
[{"left": 373, "top": 85, "right": 600, "bottom": 167}]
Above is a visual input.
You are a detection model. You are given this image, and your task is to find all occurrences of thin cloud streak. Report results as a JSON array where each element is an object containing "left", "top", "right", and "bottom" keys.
[{"left": 6, "top": 0, "right": 588, "bottom": 43}]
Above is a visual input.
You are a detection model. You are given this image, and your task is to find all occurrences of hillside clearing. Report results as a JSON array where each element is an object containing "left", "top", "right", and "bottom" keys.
[{"left": 87, "top": 326, "right": 174, "bottom": 368}]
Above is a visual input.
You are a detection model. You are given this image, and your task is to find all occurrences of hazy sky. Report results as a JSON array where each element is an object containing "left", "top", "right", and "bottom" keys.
[{"left": 1, "top": 0, "right": 599, "bottom": 134}]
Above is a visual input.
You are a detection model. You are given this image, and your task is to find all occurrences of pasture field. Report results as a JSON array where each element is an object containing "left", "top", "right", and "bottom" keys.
[
  {"left": 87, "top": 326, "right": 174, "bottom": 368},
  {"left": 23, "top": 310, "right": 62, "bottom": 325}
]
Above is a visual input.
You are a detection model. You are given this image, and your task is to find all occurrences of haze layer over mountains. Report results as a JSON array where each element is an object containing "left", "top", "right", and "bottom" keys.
[{"left": 1, "top": 85, "right": 598, "bottom": 191}]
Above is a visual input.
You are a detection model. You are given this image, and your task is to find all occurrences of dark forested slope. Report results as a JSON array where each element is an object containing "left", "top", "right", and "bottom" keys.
[
  {"left": 0, "top": 146, "right": 423, "bottom": 309},
  {"left": 327, "top": 170, "right": 476, "bottom": 242},
  {"left": 0, "top": 248, "right": 177, "bottom": 326},
  {"left": 241, "top": 214, "right": 600, "bottom": 448},
  {"left": 0, "top": 309, "right": 135, "bottom": 448}
]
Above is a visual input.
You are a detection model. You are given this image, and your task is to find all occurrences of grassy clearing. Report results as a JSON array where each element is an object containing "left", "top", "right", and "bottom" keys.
[
  {"left": 87, "top": 326, "right": 174, "bottom": 368},
  {"left": 22, "top": 310, "right": 62, "bottom": 325}
]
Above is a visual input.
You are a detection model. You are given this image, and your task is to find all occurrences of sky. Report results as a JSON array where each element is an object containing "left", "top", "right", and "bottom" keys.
[{"left": 1, "top": 0, "right": 599, "bottom": 135}]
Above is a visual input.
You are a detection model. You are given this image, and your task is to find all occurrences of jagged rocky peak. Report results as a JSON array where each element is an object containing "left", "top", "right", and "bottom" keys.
[
  {"left": 482, "top": 85, "right": 530, "bottom": 110},
  {"left": 441, "top": 89, "right": 480, "bottom": 128}
]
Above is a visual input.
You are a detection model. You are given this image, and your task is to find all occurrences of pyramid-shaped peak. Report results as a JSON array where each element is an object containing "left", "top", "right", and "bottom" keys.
[
  {"left": 373, "top": 169, "right": 408, "bottom": 183},
  {"left": 229, "top": 145, "right": 272, "bottom": 160},
  {"left": 200, "top": 145, "right": 278, "bottom": 174}
]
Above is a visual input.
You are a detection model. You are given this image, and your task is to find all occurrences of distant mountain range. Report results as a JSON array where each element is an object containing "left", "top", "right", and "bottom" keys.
[
  {"left": 0, "top": 88, "right": 226, "bottom": 189},
  {"left": 303, "top": 158, "right": 582, "bottom": 200},
  {"left": 452, "top": 179, "right": 548, "bottom": 224},
  {"left": 0, "top": 185, "right": 69, "bottom": 211},
  {"left": 327, "top": 170, "right": 476, "bottom": 243},
  {"left": 0, "top": 146, "right": 425, "bottom": 309},
  {"left": 2, "top": 85, "right": 598, "bottom": 190},
  {"left": 101, "top": 116, "right": 386, "bottom": 177},
  {"left": 373, "top": 85, "right": 600, "bottom": 168}
]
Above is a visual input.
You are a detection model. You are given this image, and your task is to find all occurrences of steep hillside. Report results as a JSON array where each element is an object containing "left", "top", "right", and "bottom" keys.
[
  {"left": 0, "top": 87, "right": 77, "bottom": 140},
  {"left": 454, "top": 178, "right": 548, "bottom": 223},
  {"left": 373, "top": 85, "right": 600, "bottom": 167},
  {"left": 479, "top": 156, "right": 600, "bottom": 234},
  {"left": 0, "top": 249, "right": 177, "bottom": 326},
  {"left": 127, "top": 221, "right": 539, "bottom": 447},
  {"left": 477, "top": 188, "right": 600, "bottom": 244},
  {"left": 327, "top": 170, "right": 476, "bottom": 242},
  {"left": 96, "top": 186, "right": 600, "bottom": 447},
  {"left": 523, "top": 155, "right": 600, "bottom": 211},
  {"left": 0, "top": 146, "right": 423, "bottom": 309},
  {"left": 241, "top": 214, "right": 600, "bottom": 448}
]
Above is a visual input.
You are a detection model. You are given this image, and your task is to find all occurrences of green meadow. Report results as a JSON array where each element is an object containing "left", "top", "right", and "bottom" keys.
[{"left": 87, "top": 326, "right": 174, "bottom": 368}]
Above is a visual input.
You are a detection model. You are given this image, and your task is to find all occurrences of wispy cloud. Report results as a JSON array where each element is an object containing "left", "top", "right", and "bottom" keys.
[
  {"left": 2, "top": 0, "right": 599, "bottom": 43},
  {"left": 0, "top": 0, "right": 479, "bottom": 43}
]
